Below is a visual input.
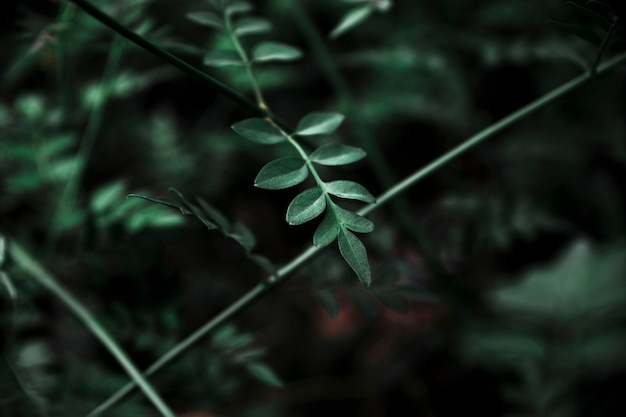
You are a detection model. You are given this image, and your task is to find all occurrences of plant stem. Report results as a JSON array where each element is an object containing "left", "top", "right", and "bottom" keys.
[
  {"left": 592, "top": 15, "right": 618, "bottom": 75},
  {"left": 86, "top": 50, "right": 626, "bottom": 414},
  {"left": 85, "top": 282, "right": 267, "bottom": 417},
  {"left": 56, "top": 2, "right": 76, "bottom": 117},
  {"left": 7, "top": 239, "right": 176, "bottom": 417},
  {"left": 66, "top": 0, "right": 278, "bottom": 121},
  {"left": 291, "top": 1, "right": 447, "bottom": 276},
  {"left": 47, "top": 35, "right": 125, "bottom": 249}
]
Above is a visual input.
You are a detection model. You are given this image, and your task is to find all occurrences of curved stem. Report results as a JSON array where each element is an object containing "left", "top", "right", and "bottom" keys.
[{"left": 7, "top": 240, "right": 176, "bottom": 417}]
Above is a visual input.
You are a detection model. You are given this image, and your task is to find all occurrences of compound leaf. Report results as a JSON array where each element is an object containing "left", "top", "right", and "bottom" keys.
[
  {"left": 234, "top": 17, "right": 272, "bottom": 36},
  {"left": 232, "top": 118, "right": 285, "bottom": 144},
  {"left": 325, "top": 180, "right": 376, "bottom": 203},
  {"left": 186, "top": 11, "right": 225, "bottom": 31},
  {"left": 252, "top": 41, "right": 302, "bottom": 63},
  {"left": 330, "top": 6, "right": 374, "bottom": 39},
  {"left": 295, "top": 112, "right": 345, "bottom": 136},
  {"left": 286, "top": 187, "right": 326, "bottom": 225},
  {"left": 310, "top": 143, "right": 366, "bottom": 166},
  {"left": 338, "top": 229, "right": 371, "bottom": 287},
  {"left": 203, "top": 50, "right": 244, "bottom": 67},
  {"left": 254, "top": 157, "right": 308, "bottom": 190},
  {"left": 170, "top": 188, "right": 218, "bottom": 230},
  {"left": 313, "top": 210, "right": 340, "bottom": 247}
]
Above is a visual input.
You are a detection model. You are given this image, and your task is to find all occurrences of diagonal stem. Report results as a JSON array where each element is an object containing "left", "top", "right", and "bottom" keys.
[
  {"left": 65, "top": 0, "right": 290, "bottom": 126},
  {"left": 7, "top": 239, "right": 176, "bottom": 417},
  {"left": 86, "top": 49, "right": 626, "bottom": 415}
]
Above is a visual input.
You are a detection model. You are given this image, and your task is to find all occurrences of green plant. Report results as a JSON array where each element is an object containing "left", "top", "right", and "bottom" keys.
[{"left": 2, "top": 0, "right": 626, "bottom": 416}]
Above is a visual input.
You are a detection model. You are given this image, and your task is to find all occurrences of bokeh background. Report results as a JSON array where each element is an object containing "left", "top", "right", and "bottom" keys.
[{"left": 2, "top": 0, "right": 626, "bottom": 416}]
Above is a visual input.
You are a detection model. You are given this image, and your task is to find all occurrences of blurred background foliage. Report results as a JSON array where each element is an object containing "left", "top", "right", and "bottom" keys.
[{"left": 1, "top": 0, "right": 626, "bottom": 416}]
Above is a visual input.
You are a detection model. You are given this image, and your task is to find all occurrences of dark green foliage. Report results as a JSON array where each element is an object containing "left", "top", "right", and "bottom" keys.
[{"left": 1, "top": 0, "right": 626, "bottom": 416}]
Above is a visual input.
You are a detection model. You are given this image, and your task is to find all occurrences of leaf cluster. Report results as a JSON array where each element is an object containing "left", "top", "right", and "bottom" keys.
[
  {"left": 128, "top": 188, "right": 277, "bottom": 280},
  {"left": 186, "top": 0, "right": 302, "bottom": 68},
  {"left": 231, "top": 112, "right": 376, "bottom": 287}
]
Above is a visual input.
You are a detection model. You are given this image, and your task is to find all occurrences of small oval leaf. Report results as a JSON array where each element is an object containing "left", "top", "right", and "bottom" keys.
[
  {"left": 330, "top": 6, "right": 374, "bottom": 39},
  {"left": 186, "top": 11, "right": 225, "bottom": 30},
  {"left": 234, "top": 17, "right": 272, "bottom": 36},
  {"left": 338, "top": 229, "right": 371, "bottom": 288},
  {"left": 325, "top": 180, "right": 376, "bottom": 203},
  {"left": 254, "top": 157, "right": 308, "bottom": 190},
  {"left": 232, "top": 118, "right": 285, "bottom": 144},
  {"left": 225, "top": 0, "right": 254, "bottom": 16},
  {"left": 334, "top": 206, "right": 374, "bottom": 233},
  {"left": 310, "top": 143, "right": 366, "bottom": 166},
  {"left": 128, "top": 193, "right": 193, "bottom": 215},
  {"left": 313, "top": 210, "right": 340, "bottom": 247},
  {"left": 203, "top": 50, "right": 244, "bottom": 67},
  {"left": 246, "top": 362, "right": 283, "bottom": 387},
  {"left": 315, "top": 288, "right": 340, "bottom": 318},
  {"left": 252, "top": 41, "right": 303, "bottom": 63},
  {"left": 286, "top": 187, "right": 326, "bottom": 225},
  {"left": 295, "top": 112, "right": 345, "bottom": 136}
]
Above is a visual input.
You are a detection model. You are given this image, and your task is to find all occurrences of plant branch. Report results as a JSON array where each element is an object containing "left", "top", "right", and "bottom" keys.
[
  {"left": 86, "top": 49, "right": 626, "bottom": 414},
  {"left": 6, "top": 239, "right": 176, "bottom": 417},
  {"left": 65, "top": 0, "right": 283, "bottom": 123}
]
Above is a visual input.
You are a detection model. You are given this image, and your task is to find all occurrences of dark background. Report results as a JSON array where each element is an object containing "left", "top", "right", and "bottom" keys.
[{"left": 1, "top": 0, "right": 626, "bottom": 416}]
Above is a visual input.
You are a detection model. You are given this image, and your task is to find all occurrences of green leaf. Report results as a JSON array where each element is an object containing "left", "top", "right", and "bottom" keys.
[
  {"left": 228, "top": 222, "right": 256, "bottom": 252},
  {"left": 250, "top": 254, "right": 278, "bottom": 279},
  {"left": 325, "top": 180, "right": 376, "bottom": 203},
  {"left": 234, "top": 17, "right": 272, "bottom": 36},
  {"left": 310, "top": 143, "right": 366, "bottom": 166},
  {"left": 295, "top": 112, "right": 345, "bottom": 136},
  {"left": 252, "top": 42, "right": 302, "bottom": 63},
  {"left": 546, "top": 19, "right": 603, "bottom": 46},
  {"left": 231, "top": 118, "right": 285, "bottom": 144},
  {"left": 254, "top": 157, "right": 308, "bottom": 190},
  {"left": 169, "top": 188, "right": 218, "bottom": 230},
  {"left": 128, "top": 193, "right": 193, "bottom": 215},
  {"left": 334, "top": 206, "right": 374, "bottom": 233},
  {"left": 186, "top": 11, "right": 225, "bottom": 31},
  {"left": 225, "top": 0, "right": 253, "bottom": 16},
  {"left": 313, "top": 210, "right": 340, "bottom": 247},
  {"left": 91, "top": 181, "right": 126, "bottom": 213},
  {"left": 286, "top": 187, "right": 326, "bottom": 225},
  {"left": 203, "top": 50, "right": 244, "bottom": 67},
  {"left": 338, "top": 229, "right": 371, "bottom": 287},
  {"left": 315, "top": 288, "right": 340, "bottom": 318},
  {"left": 197, "top": 198, "right": 231, "bottom": 232},
  {"left": 566, "top": 1, "right": 613, "bottom": 30},
  {"left": 246, "top": 362, "right": 283, "bottom": 387},
  {"left": 330, "top": 6, "right": 374, "bottom": 39}
]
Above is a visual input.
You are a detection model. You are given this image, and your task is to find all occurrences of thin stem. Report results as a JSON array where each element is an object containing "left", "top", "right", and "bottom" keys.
[
  {"left": 7, "top": 240, "right": 176, "bottom": 417},
  {"left": 291, "top": 2, "right": 447, "bottom": 276},
  {"left": 47, "top": 35, "right": 125, "bottom": 248},
  {"left": 360, "top": 50, "right": 626, "bottom": 217},
  {"left": 592, "top": 15, "right": 618, "bottom": 75},
  {"left": 66, "top": 0, "right": 267, "bottom": 120},
  {"left": 85, "top": 282, "right": 267, "bottom": 417},
  {"left": 86, "top": 50, "right": 626, "bottom": 414},
  {"left": 224, "top": 13, "right": 266, "bottom": 107},
  {"left": 55, "top": 2, "right": 76, "bottom": 117}
]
